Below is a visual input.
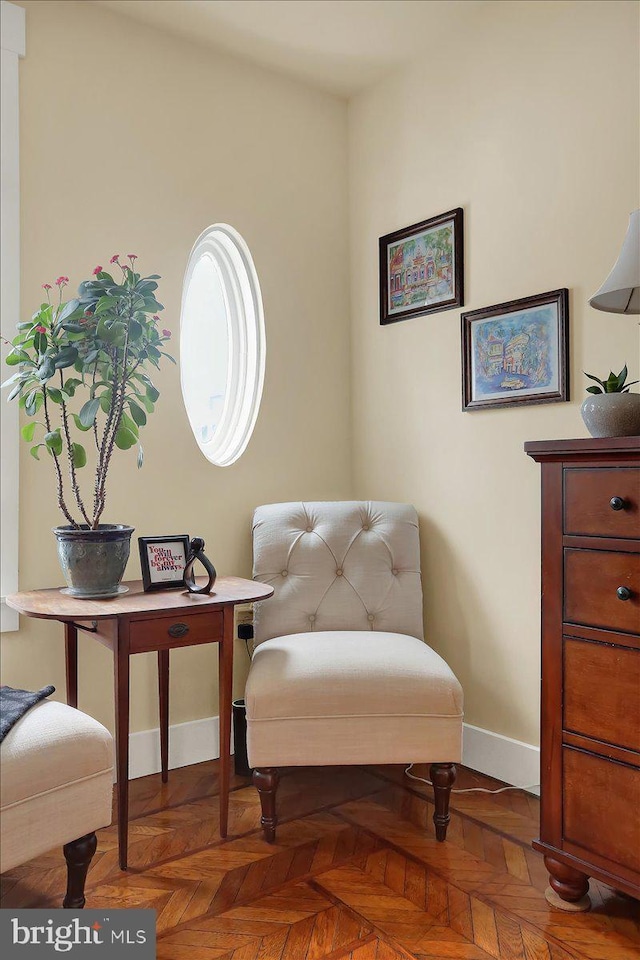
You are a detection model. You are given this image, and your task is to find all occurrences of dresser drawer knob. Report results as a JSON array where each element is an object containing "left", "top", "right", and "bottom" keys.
[
  {"left": 616, "top": 586, "right": 632, "bottom": 602},
  {"left": 610, "top": 496, "right": 627, "bottom": 511},
  {"left": 168, "top": 622, "right": 190, "bottom": 638}
]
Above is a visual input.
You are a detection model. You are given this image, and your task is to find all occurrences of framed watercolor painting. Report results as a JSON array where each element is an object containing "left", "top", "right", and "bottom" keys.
[
  {"left": 461, "top": 289, "right": 569, "bottom": 411},
  {"left": 379, "top": 208, "right": 464, "bottom": 325},
  {"left": 138, "top": 535, "right": 190, "bottom": 591}
]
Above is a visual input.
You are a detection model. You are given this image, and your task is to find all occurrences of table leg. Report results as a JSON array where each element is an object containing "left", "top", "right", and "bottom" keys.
[
  {"left": 218, "top": 607, "right": 234, "bottom": 838},
  {"left": 114, "top": 623, "right": 131, "bottom": 871},
  {"left": 158, "top": 649, "right": 170, "bottom": 784},
  {"left": 64, "top": 622, "right": 78, "bottom": 708}
]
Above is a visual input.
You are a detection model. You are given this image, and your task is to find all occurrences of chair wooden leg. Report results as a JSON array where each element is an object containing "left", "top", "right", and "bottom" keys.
[
  {"left": 430, "top": 762, "right": 456, "bottom": 841},
  {"left": 253, "top": 767, "right": 279, "bottom": 842},
  {"left": 63, "top": 832, "right": 97, "bottom": 908}
]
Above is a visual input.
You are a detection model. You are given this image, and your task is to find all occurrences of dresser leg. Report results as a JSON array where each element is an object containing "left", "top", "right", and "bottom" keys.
[{"left": 544, "top": 856, "right": 590, "bottom": 911}]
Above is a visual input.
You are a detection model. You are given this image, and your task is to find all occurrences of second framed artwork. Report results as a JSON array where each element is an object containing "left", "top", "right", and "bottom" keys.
[
  {"left": 379, "top": 208, "right": 464, "bottom": 325},
  {"left": 461, "top": 288, "right": 569, "bottom": 411},
  {"left": 138, "top": 535, "right": 190, "bottom": 591}
]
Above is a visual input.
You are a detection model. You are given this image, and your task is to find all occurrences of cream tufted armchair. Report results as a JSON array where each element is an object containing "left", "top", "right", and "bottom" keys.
[{"left": 245, "top": 501, "right": 463, "bottom": 843}]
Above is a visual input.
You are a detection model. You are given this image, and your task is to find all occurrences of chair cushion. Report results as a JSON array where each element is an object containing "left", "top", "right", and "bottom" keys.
[
  {"left": 252, "top": 502, "right": 424, "bottom": 644},
  {"left": 0, "top": 700, "right": 114, "bottom": 872},
  {"left": 245, "top": 631, "right": 463, "bottom": 767},
  {"left": 1, "top": 700, "right": 113, "bottom": 809}
]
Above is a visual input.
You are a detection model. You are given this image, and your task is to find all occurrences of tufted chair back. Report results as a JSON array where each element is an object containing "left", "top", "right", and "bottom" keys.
[{"left": 252, "top": 501, "right": 424, "bottom": 645}]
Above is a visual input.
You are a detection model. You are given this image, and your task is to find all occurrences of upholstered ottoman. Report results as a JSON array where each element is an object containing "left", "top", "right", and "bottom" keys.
[{"left": 0, "top": 699, "right": 114, "bottom": 907}]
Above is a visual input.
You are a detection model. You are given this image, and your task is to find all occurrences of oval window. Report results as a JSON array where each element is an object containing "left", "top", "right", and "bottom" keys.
[{"left": 180, "top": 225, "right": 265, "bottom": 466}]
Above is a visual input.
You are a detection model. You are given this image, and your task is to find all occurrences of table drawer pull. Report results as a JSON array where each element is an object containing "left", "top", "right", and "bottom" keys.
[
  {"left": 617, "top": 586, "right": 632, "bottom": 602},
  {"left": 168, "top": 622, "right": 190, "bottom": 638},
  {"left": 610, "top": 496, "right": 627, "bottom": 511}
]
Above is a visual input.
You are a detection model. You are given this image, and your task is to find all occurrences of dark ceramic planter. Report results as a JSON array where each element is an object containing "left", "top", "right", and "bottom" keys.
[{"left": 53, "top": 524, "right": 134, "bottom": 598}]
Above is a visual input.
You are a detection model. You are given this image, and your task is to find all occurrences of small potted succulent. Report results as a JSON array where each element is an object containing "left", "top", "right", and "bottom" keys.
[
  {"left": 581, "top": 365, "right": 640, "bottom": 438},
  {"left": 3, "top": 255, "right": 173, "bottom": 597}
]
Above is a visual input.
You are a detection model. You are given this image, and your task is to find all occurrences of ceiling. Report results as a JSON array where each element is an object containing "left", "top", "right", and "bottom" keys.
[{"left": 93, "top": 0, "right": 487, "bottom": 97}]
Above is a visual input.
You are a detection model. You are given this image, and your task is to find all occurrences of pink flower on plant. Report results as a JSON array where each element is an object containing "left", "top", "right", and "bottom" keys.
[
  {"left": 55, "top": 276, "right": 69, "bottom": 287},
  {"left": 162, "top": 329, "right": 171, "bottom": 338},
  {"left": 127, "top": 253, "right": 138, "bottom": 261},
  {"left": 42, "top": 283, "right": 52, "bottom": 290},
  {"left": 110, "top": 254, "right": 120, "bottom": 264},
  {"left": 93, "top": 265, "right": 102, "bottom": 275},
  {"left": 35, "top": 325, "right": 47, "bottom": 333}
]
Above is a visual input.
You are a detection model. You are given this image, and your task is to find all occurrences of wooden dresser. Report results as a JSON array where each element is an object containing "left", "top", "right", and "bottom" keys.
[{"left": 525, "top": 437, "right": 640, "bottom": 909}]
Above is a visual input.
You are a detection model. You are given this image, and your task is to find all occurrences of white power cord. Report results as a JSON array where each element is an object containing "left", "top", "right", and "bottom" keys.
[{"left": 404, "top": 764, "right": 539, "bottom": 795}]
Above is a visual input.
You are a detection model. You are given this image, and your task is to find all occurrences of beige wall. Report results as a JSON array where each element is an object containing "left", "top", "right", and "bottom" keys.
[
  {"left": 3, "top": 0, "right": 639, "bottom": 755},
  {"left": 348, "top": 0, "right": 640, "bottom": 745},
  {"left": 2, "top": 0, "right": 352, "bottom": 735}
]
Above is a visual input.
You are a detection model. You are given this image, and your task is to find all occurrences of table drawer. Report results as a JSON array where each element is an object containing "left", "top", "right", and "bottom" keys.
[
  {"left": 564, "top": 548, "right": 640, "bottom": 634},
  {"left": 563, "top": 747, "right": 640, "bottom": 874},
  {"left": 129, "top": 610, "right": 223, "bottom": 652},
  {"left": 564, "top": 467, "right": 640, "bottom": 538},
  {"left": 563, "top": 637, "right": 640, "bottom": 752}
]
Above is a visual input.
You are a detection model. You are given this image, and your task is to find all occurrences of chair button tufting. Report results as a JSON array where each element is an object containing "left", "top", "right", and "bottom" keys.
[
  {"left": 392, "top": 568, "right": 398, "bottom": 575},
  {"left": 367, "top": 614, "right": 375, "bottom": 622},
  {"left": 362, "top": 524, "right": 370, "bottom": 531},
  {"left": 281, "top": 569, "right": 288, "bottom": 577},
  {"left": 309, "top": 614, "right": 316, "bottom": 623},
  {"left": 336, "top": 568, "right": 343, "bottom": 576},
  {"left": 306, "top": 526, "right": 313, "bottom": 533}
]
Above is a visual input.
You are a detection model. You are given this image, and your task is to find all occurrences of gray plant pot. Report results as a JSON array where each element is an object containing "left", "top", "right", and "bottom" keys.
[
  {"left": 53, "top": 524, "right": 134, "bottom": 598},
  {"left": 580, "top": 392, "right": 640, "bottom": 439}
]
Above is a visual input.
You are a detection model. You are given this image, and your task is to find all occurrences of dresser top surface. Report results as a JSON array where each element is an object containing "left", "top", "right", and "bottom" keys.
[{"left": 525, "top": 436, "right": 640, "bottom": 462}]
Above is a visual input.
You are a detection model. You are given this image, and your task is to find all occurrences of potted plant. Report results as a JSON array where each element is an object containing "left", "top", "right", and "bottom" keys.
[
  {"left": 581, "top": 365, "right": 640, "bottom": 438},
  {"left": 3, "top": 255, "right": 173, "bottom": 597}
]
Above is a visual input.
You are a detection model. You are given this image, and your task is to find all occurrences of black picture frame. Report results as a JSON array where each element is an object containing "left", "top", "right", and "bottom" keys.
[
  {"left": 379, "top": 208, "right": 464, "bottom": 325},
  {"left": 138, "top": 535, "right": 190, "bottom": 592},
  {"left": 461, "top": 288, "right": 569, "bottom": 411}
]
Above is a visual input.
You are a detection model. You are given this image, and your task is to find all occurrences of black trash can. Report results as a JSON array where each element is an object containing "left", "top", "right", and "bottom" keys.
[{"left": 232, "top": 698, "right": 252, "bottom": 777}]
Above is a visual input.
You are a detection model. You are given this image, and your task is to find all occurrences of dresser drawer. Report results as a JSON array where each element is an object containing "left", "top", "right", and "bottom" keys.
[
  {"left": 564, "top": 548, "right": 640, "bottom": 634},
  {"left": 129, "top": 610, "right": 223, "bottom": 652},
  {"left": 564, "top": 637, "right": 640, "bottom": 752},
  {"left": 563, "top": 747, "right": 640, "bottom": 874},
  {"left": 564, "top": 467, "right": 640, "bottom": 538}
]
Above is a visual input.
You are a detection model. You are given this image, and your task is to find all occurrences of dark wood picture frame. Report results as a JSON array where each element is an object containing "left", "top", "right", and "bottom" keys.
[
  {"left": 379, "top": 208, "right": 464, "bottom": 325},
  {"left": 461, "top": 288, "right": 569, "bottom": 411},
  {"left": 138, "top": 535, "right": 190, "bottom": 592}
]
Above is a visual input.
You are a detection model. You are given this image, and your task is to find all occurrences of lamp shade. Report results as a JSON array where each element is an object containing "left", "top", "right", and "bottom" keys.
[{"left": 589, "top": 209, "right": 640, "bottom": 314}]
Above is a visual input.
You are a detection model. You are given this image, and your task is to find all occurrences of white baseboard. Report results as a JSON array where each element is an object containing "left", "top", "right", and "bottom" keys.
[
  {"left": 128, "top": 715, "right": 233, "bottom": 780},
  {"left": 463, "top": 722, "right": 540, "bottom": 795},
  {"left": 128, "top": 714, "right": 539, "bottom": 795}
]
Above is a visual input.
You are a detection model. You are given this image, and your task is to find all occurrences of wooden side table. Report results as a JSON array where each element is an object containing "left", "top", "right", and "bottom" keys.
[{"left": 6, "top": 576, "right": 273, "bottom": 870}]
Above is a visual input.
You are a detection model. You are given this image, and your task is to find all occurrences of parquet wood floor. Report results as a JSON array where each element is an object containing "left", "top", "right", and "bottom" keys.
[{"left": 2, "top": 762, "right": 638, "bottom": 959}]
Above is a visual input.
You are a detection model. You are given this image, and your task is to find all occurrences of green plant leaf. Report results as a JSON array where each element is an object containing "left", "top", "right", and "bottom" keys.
[
  {"left": 78, "top": 397, "right": 101, "bottom": 428},
  {"left": 72, "top": 413, "right": 93, "bottom": 432},
  {"left": 128, "top": 399, "right": 147, "bottom": 426},
  {"left": 114, "top": 425, "right": 137, "bottom": 450},
  {"left": 71, "top": 442, "right": 87, "bottom": 468},
  {"left": 63, "top": 377, "right": 83, "bottom": 396},
  {"left": 21, "top": 421, "right": 37, "bottom": 441},
  {"left": 586, "top": 385, "right": 602, "bottom": 395},
  {"left": 44, "top": 430, "right": 63, "bottom": 456},
  {"left": 583, "top": 371, "right": 605, "bottom": 387},
  {"left": 146, "top": 384, "right": 159, "bottom": 403},
  {"left": 7, "top": 382, "right": 23, "bottom": 401},
  {"left": 53, "top": 346, "right": 79, "bottom": 369},
  {"left": 30, "top": 444, "right": 42, "bottom": 460},
  {"left": 56, "top": 299, "right": 83, "bottom": 324}
]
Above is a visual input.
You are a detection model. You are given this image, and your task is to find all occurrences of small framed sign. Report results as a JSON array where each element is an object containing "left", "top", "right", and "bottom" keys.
[{"left": 138, "top": 535, "right": 190, "bottom": 591}]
